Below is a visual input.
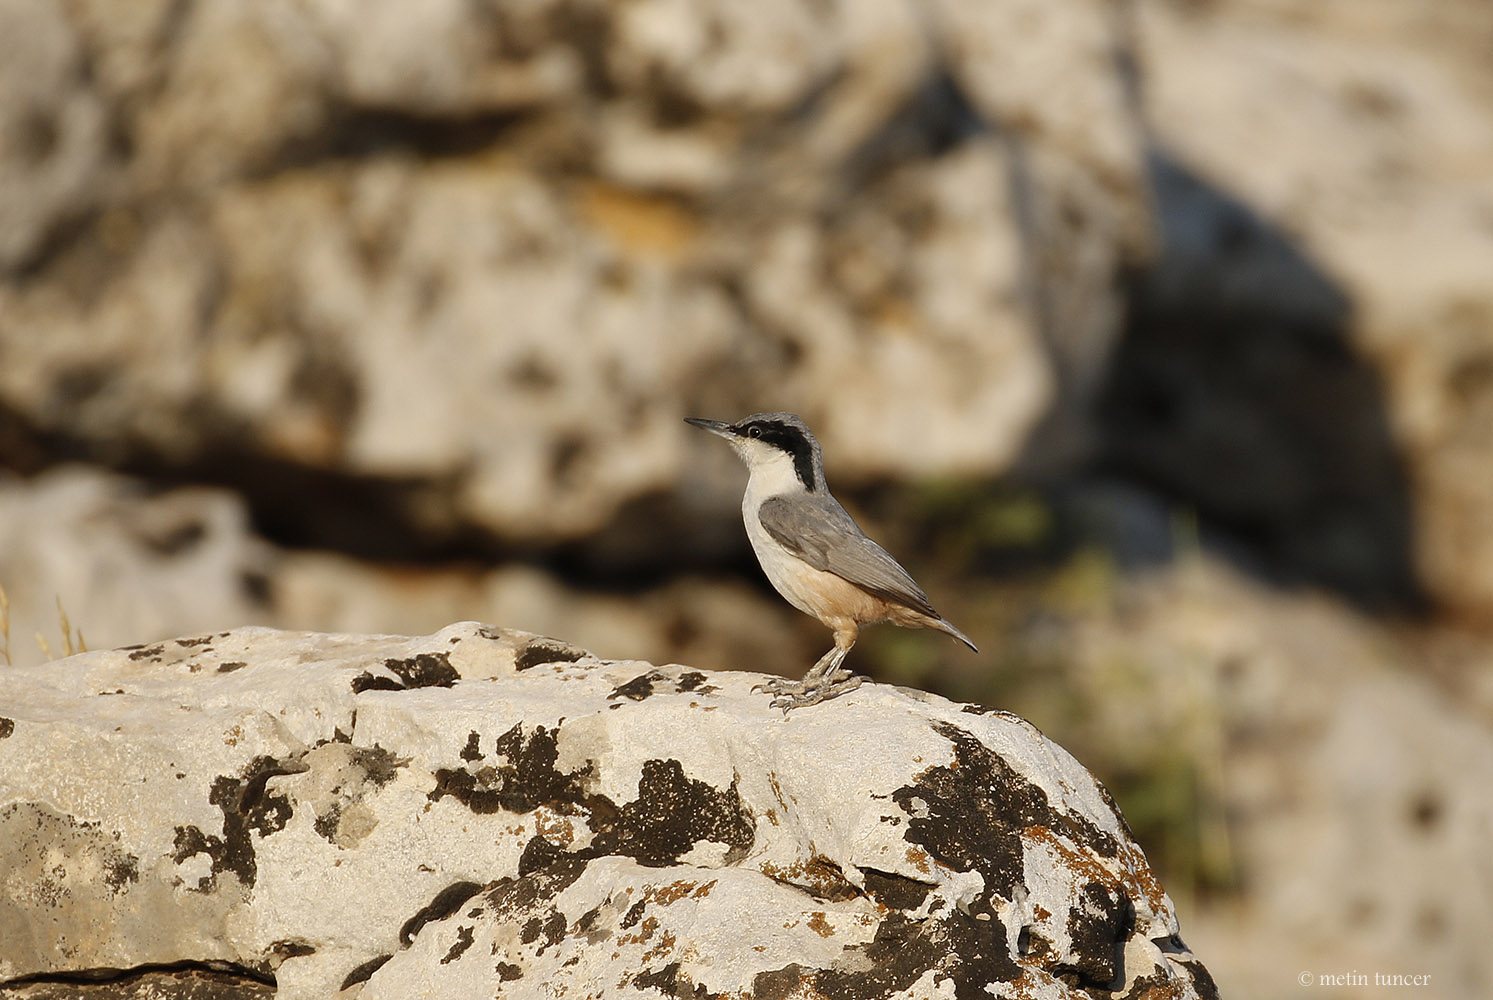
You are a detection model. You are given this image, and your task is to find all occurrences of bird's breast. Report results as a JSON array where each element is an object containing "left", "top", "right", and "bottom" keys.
[{"left": 741, "top": 496, "right": 891, "bottom": 628}]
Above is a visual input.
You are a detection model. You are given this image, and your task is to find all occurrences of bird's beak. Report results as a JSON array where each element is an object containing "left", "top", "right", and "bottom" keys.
[{"left": 684, "top": 417, "right": 735, "bottom": 438}]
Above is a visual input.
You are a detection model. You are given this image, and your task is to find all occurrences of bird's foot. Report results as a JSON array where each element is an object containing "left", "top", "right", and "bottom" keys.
[{"left": 754, "top": 670, "right": 864, "bottom": 713}]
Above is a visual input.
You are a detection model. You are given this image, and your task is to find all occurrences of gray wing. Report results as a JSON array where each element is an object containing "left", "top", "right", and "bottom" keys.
[{"left": 758, "top": 494, "right": 938, "bottom": 618}]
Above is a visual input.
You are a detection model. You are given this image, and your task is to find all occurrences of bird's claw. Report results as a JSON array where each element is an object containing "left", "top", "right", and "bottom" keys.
[{"left": 754, "top": 670, "right": 863, "bottom": 713}]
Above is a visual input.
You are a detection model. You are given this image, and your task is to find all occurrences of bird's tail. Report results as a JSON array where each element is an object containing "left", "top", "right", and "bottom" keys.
[{"left": 932, "top": 617, "right": 978, "bottom": 653}]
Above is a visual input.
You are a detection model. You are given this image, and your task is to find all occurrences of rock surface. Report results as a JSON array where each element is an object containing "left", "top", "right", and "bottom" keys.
[
  {"left": 1014, "top": 555, "right": 1493, "bottom": 1000},
  {"left": 0, "top": 0, "right": 1147, "bottom": 547},
  {"left": 1129, "top": 0, "right": 1493, "bottom": 613},
  {"left": 0, "top": 622, "right": 1214, "bottom": 999}
]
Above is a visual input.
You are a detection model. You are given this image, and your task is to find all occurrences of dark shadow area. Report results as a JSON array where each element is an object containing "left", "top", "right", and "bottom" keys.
[
  {"left": 1093, "top": 151, "right": 1422, "bottom": 610},
  {"left": 0, "top": 961, "right": 274, "bottom": 999}
]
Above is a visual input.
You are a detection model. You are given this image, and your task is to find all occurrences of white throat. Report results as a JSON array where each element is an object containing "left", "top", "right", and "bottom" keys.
[{"left": 737, "top": 445, "right": 812, "bottom": 511}]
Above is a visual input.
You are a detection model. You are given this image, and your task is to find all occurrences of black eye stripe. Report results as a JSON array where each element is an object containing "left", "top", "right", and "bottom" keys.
[{"left": 738, "top": 421, "right": 815, "bottom": 490}]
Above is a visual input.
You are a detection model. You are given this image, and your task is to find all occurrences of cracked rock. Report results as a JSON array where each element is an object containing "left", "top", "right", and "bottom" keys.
[{"left": 0, "top": 622, "right": 1212, "bottom": 999}]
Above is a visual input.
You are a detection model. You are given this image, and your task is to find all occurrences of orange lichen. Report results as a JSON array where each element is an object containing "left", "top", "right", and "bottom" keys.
[
  {"left": 577, "top": 183, "right": 701, "bottom": 259},
  {"left": 650, "top": 880, "right": 698, "bottom": 906}
]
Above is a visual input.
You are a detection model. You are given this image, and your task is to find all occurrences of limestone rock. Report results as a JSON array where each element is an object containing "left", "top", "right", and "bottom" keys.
[
  {"left": 0, "top": 466, "right": 275, "bottom": 667},
  {"left": 1030, "top": 556, "right": 1493, "bottom": 1000},
  {"left": 1131, "top": 0, "right": 1493, "bottom": 613},
  {"left": 0, "top": 0, "right": 115, "bottom": 270},
  {"left": 0, "top": 465, "right": 814, "bottom": 676},
  {"left": 0, "top": 623, "right": 1215, "bottom": 999},
  {"left": 0, "top": 0, "right": 1149, "bottom": 544}
]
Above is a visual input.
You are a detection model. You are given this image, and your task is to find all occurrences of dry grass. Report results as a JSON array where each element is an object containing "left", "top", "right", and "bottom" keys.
[
  {"left": 0, "top": 585, "right": 87, "bottom": 664},
  {"left": 56, "top": 596, "right": 86, "bottom": 657},
  {"left": 0, "top": 581, "right": 9, "bottom": 666}
]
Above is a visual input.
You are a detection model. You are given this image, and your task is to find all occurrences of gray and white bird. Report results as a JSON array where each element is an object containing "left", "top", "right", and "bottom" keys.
[{"left": 686, "top": 412, "right": 976, "bottom": 709}]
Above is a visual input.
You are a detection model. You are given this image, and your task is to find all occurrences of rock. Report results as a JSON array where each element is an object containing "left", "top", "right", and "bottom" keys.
[
  {"left": 0, "top": 466, "right": 275, "bottom": 667},
  {"left": 1129, "top": 0, "right": 1493, "bottom": 613},
  {"left": 1022, "top": 555, "right": 1493, "bottom": 1000},
  {"left": 0, "top": 465, "right": 816, "bottom": 676},
  {"left": 0, "top": 0, "right": 115, "bottom": 271},
  {"left": 0, "top": 0, "right": 1149, "bottom": 547},
  {"left": 0, "top": 622, "right": 1215, "bottom": 999}
]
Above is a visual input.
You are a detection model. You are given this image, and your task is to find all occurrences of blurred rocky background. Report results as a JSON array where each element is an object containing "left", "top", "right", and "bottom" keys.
[{"left": 1, "top": 0, "right": 1490, "bottom": 997}]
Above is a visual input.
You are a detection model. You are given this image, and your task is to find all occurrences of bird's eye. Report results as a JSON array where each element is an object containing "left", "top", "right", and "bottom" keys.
[{"left": 746, "top": 425, "right": 762, "bottom": 438}]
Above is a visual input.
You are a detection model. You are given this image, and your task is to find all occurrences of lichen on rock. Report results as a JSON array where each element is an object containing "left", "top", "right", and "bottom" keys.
[{"left": 0, "top": 622, "right": 1213, "bottom": 999}]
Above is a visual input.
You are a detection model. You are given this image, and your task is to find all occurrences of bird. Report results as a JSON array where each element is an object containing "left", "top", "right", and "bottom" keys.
[{"left": 685, "top": 412, "right": 977, "bottom": 710}]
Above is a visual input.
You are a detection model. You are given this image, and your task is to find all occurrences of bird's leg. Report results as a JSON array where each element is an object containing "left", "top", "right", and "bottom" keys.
[{"left": 756, "top": 626, "right": 863, "bottom": 711}]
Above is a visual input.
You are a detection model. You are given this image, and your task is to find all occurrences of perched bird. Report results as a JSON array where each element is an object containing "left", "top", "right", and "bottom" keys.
[{"left": 686, "top": 412, "right": 976, "bottom": 709}]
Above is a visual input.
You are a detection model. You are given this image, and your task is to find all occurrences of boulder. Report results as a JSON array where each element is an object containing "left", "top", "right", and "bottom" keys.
[
  {"left": 0, "top": 622, "right": 1214, "bottom": 999},
  {"left": 1129, "top": 0, "right": 1493, "bottom": 613},
  {"left": 0, "top": 0, "right": 1149, "bottom": 547}
]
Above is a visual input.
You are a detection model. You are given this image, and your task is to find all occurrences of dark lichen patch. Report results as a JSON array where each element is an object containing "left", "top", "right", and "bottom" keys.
[
  {"left": 1, "top": 803, "right": 142, "bottom": 912},
  {"left": 384, "top": 651, "right": 459, "bottom": 688},
  {"left": 175, "top": 755, "right": 307, "bottom": 890},
  {"left": 496, "top": 960, "right": 524, "bottom": 981},
  {"left": 268, "top": 938, "right": 317, "bottom": 961},
  {"left": 441, "top": 925, "right": 475, "bottom": 964},
  {"left": 101, "top": 851, "right": 140, "bottom": 892},
  {"left": 400, "top": 881, "right": 484, "bottom": 947},
  {"left": 754, "top": 964, "right": 811, "bottom": 1000},
  {"left": 480, "top": 856, "right": 588, "bottom": 936},
  {"left": 1119, "top": 970, "right": 1183, "bottom": 1000},
  {"left": 460, "top": 730, "right": 483, "bottom": 761},
  {"left": 598, "top": 759, "right": 754, "bottom": 867},
  {"left": 351, "top": 743, "right": 405, "bottom": 786},
  {"left": 879, "top": 721, "right": 1142, "bottom": 996},
  {"left": 519, "top": 835, "right": 566, "bottom": 877},
  {"left": 941, "top": 909, "right": 1023, "bottom": 999},
  {"left": 217, "top": 661, "right": 248, "bottom": 673},
  {"left": 812, "top": 912, "right": 948, "bottom": 1000},
  {"left": 171, "top": 824, "right": 227, "bottom": 891},
  {"left": 610, "top": 671, "right": 661, "bottom": 701},
  {"left": 1059, "top": 880, "right": 1134, "bottom": 988},
  {"left": 675, "top": 671, "right": 718, "bottom": 695},
  {"left": 633, "top": 961, "right": 705, "bottom": 996},
  {"left": 429, "top": 765, "right": 506, "bottom": 813},
  {"left": 535, "top": 909, "right": 566, "bottom": 953},
  {"left": 0, "top": 717, "right": 13, "bottom": 739},
  {"left": 1178, "top": 958, "right": 1221, "bottom": 1000},
  {"left": 892, "top": 724, "right": 1047, "bottom": 901},
  {"left": 351, "top": 671, "right": 402, "bottom": 693},
  {"left": 621, "top": 900, "right": 647, "bottom": 930},
  {"left": 176, "top": 636, "right": 214, "bottom": 648},
  {"left": 859, "top": 867, "right": 934, "bottom": 911},
  {"left": 312, "top": 810, "right": 340, "bottom": 843},
  {"left": 515, "top": 639, "right": 586, "bottom": 670},
  {"left": 127, "top": 645, "right": 165, "bottom": 661},
  {"left": 430, "top": 724, "right": 594, "bottom": 816},
  {"left": 340, "top": 954, "right": 392, "bottom": 990}
]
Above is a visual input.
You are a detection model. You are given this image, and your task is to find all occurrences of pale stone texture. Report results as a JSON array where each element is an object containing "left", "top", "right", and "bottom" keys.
[
  {"left": 0, "top": 467, "right": 276, "bottom": 665},
  {"left": 1133, "top": 0, "right": 1493, "bottom": 614},
  {"left": 0, "top": 0, "right": 1147, "bottom": 544},
  {"left": 1028, "top": 557, "right": 1493, "bottom": 1000},
  {"left": 0, "top": 623, "right": 1214, "bottom": 999},
  {"left": 0, "top": 465, "right": 806, "bottom": 675}
]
